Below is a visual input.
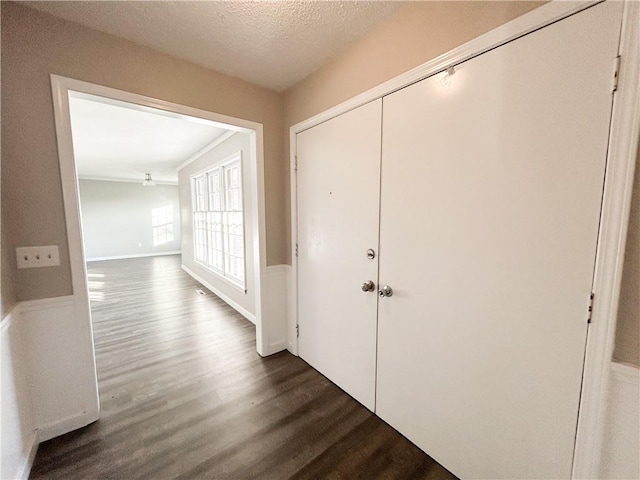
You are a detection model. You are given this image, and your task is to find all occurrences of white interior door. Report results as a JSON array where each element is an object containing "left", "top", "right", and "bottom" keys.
[
  {"left": 297, "top": 100, "right": 382, "bottom": 410},
  {"left": 376, "top": 3, "right": 622, "bottom": 478}
]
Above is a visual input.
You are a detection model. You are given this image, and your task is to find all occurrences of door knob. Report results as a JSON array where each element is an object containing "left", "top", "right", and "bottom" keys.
[
  {"left": 361, "top": 280, "right": 375, "bottom": 292},
  {"left": 378, "top": 285, "right": 393, "bottom": 297}
]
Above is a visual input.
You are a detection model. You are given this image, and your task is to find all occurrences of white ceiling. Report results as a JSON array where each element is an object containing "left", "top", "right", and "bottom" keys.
[
  {"left": 24, "top": 1, "right": 405, "bottom": 92},
  {"left": 69, "top": 92, "right": 229, "bottom": 184}
]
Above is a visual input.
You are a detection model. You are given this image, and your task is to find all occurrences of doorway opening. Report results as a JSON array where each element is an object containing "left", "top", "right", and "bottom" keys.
[{"left": 51, "top": 76, "right": 270, "bottom": 417}]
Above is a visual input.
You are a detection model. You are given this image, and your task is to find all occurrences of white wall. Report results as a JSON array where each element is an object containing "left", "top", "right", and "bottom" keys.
[
  {"left": 599, "top": 363, "right": 640, "bottom": 479},
  {"left": 1, "top": 311, "right": 37, "bottom": 480},
  {"left": 79, "top": 180, "right": 181, "bottom": 260},
  {"left": 178, "top": 132, "right": 256, "bottom": 320},
  {"left": 1, "top": 296, "right": 101, "bottom": 479}
]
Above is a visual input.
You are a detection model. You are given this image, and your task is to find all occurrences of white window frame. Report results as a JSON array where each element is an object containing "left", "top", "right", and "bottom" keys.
[{"left": 191, "top": 151, "right": 246, "bottom": 291}]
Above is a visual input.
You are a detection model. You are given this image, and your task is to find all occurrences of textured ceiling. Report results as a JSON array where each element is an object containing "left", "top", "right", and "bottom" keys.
[
  {"left": 24, "top": 1, "right": 406, "bottom": 92},
  {"left": 69, "top": 92, "right": 228, "bottom": 184}
]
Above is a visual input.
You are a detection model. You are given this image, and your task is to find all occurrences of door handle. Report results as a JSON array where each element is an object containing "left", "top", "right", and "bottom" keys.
[
  {"left": 378, "top": 285, "right": 393, "bottom": 297},
  {"left": 361, "top": 280, "right": 375, "bottom": 292}
]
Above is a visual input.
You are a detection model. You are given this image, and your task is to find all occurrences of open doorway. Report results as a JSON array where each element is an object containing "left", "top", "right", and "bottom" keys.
[
  {"left": 68, "top": 90, "right": 259, "bottom": 321},
  {"left": 50, "top": 76, "right": 271, "bottom": 421}
]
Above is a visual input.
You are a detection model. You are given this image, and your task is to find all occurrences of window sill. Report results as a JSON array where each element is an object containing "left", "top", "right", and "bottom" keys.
[{"left": 195, "top": 260, "right": 247, "bottom": 294}]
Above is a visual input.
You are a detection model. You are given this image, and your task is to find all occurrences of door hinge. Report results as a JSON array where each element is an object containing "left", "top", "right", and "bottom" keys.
[
  {"left": 613, "top": 55, "right": 621, "bottom": 93},
  {"left": 295, "top": 243, "right": 298, "bottom": 257},
  {"left": 587, "top": 292, "right": 595, "bottom": 324},
  {"left": 294, "top": 156, "right": 298, "bottom": 172},
  {"left": 296, "top": 324, "right": 300, "bottom": 337}
]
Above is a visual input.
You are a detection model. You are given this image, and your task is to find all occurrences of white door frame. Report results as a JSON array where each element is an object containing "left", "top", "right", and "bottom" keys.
[
  {"left": 288, "top": 1, "right": 639, "bottom": 477},
  {"left": 50, "top": 75, "right": 270, "bottom": 368}
]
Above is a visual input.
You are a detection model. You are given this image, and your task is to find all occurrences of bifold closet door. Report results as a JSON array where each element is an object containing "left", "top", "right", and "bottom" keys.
[
  {"left": 297, "top": 99, "right": 382, "bottom": 410},
  {"left": 376, "top": 3, "right": 622, "bottom": 479}
]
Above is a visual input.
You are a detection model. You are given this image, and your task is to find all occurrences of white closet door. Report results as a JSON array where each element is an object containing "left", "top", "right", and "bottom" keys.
[
  {"left": 376, "top": 3, "right": 622, "bottom": 479},
  {"left": 297, "top": 100, "right": 382, "bottom": 410}
]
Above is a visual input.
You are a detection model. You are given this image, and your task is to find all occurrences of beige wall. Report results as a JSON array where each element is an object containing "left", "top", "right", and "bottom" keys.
[
  {"left": 284, "top": 1, "right": 544, "bottom": 128},
  {"left": 613, "top": 146, "right": 640, "bottom": 368},
  {"left": 0, "top": 2, "right": 284, "bottom": 310}
]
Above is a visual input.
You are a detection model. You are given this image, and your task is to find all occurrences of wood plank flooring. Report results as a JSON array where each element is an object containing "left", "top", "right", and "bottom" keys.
[{"left": 30, "top": 255, "right": 457, "bottom": 480}]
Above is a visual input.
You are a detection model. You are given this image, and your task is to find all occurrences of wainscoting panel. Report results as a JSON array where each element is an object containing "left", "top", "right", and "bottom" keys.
[{"left": 599, "top": 362, "right": 640, "bottom": 479}]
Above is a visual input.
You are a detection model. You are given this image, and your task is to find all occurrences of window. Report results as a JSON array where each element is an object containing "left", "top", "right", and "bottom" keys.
[
  {"left": 191, "top": 153, "right": 245, "bottom": 289},
  {"left": 152, "top": 205, "right": 174, "bottom": 246}
]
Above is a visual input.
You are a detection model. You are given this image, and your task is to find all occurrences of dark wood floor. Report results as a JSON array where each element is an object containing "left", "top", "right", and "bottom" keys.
[{"left": 30, "top": 255, "right": 456, "bottom": 480}]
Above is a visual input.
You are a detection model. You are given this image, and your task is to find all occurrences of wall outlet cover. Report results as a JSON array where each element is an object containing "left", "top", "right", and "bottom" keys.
[{"left": 16, "top": 245, "right": 60, "bottom": 269}]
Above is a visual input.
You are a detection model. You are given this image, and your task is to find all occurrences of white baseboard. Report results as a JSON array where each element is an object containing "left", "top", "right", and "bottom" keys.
[
  {"left": 599, "top": 362, "right": 640, "bottom": 479},
  {"left": 15, "top": 431, "right": 38, "bottom": 480},
  {"left": 86, "top": 251, "right": 181, "bottom": 262},
  {"left": 37, "top": 410, "right": 98, "bottom": 443},
  {"left": 181, "top": 264, "right": 256, "bottom": 324}
]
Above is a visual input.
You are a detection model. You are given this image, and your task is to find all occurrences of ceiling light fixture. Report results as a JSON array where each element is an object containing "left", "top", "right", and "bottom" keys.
[{"left": 142, "top": 173, "right": 156, "bottom": 187}]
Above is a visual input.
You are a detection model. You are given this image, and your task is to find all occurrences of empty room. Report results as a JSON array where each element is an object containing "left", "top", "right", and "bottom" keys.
[{"left": 1, "top": 1, "right": 638, "bottom": 479}]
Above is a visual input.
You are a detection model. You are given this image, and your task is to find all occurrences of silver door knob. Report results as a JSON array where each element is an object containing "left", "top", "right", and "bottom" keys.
[
  {"left": 378, "top": 285, "right": 393, "bottom": 297},
  {"left": 361, "top": 280, "right": 375, "bottom": 292}
]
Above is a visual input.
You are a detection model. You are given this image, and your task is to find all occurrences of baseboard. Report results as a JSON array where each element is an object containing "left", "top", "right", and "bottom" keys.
[
  {"left": 86, "top": 251, "right": 181, "bottom": 262},
  {"left": 36, "top": 409, "right": 99, "bottom": 443},
  {"left": 15, "top": 430, "right": 38, "bottom": 480},
  {"left": 181, "top": 264, "right": 256, "bottom": 324}
]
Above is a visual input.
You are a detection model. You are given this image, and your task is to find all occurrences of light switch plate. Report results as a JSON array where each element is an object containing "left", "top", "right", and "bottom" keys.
[{"left": 16, "top": 245, "right": 60, "bottom": 269}]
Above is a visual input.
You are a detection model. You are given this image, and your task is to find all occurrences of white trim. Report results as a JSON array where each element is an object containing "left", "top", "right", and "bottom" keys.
[
  {"left": 78, "top": 175, "right": 178, "bottom": 186},
  {"left": 176, "top": 130, "right": 236, "bottom": 172},
  {"left": 290, "top": 1, "right": 599, "bottom": 134},
  {"left": 573, "top": 1, "right": 640, "bottom": 478},
  {"left": 192, "top": 259, "right": 247, "bottom": 293},
  {"left": 15, "top": 430, "right": 38, "bottom": 480},
  {"left": 182, "top": 264, "right": 256, "bottom": 324},
  {"left": 50, "top": 75, "right": 270, "bottom": 356},
  {"left": 86, "top": 251, "right": 181, "bottom": 262},
  {"left": 289, "top": 134, "right": 299, "bottom": 356},
  {"left": 18, "top": 295, "right": 75, "bottom": 313},
  {"left": 190, "top": 150, "right": 247, "bottom": 291},
  {"left": 288, "top": 0, "right": 639, "bottom": 475},
  {"left": 36, "top": 410, "right": 97, "bottom": 443},
  {"left": 610, "top": 362, "right": 640, "bottom": 385},
  {"left": 599, "top": 360, "right": 640, "bottom": 479}
]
